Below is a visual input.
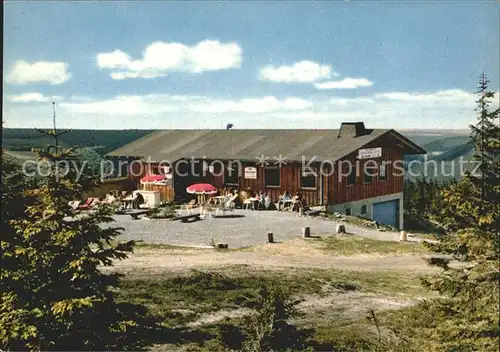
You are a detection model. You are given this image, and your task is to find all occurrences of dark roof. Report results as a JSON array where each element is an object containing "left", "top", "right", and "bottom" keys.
[{"left": 106, "top": 128, "right": 425, "bottom": 162}]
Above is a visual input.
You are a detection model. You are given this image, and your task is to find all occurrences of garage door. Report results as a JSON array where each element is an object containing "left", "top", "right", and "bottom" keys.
[{"left": 373, "top": 200, "right": 399, "bottom": 228}]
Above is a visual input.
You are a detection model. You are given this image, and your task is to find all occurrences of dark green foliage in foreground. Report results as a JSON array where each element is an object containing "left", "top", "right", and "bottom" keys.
[
  {"left": 403, "top": 177, "right": 455, "bottom": 232},
  {"left": 240, "top": 285, "right": 308, "bottom": 352},
  {"left": 395, "top": 74, "right": 500, "bottom": 351},
  {"left": 0, "top": 145, "right": 153, "bottom": 350}
]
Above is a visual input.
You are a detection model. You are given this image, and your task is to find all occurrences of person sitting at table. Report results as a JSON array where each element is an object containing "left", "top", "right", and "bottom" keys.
[
  {"left": 264, "top": 194, "right": 273, "bottom": 210},
  {"left": 132, "top": 192, "right": 145, "bottom": 209},
  {"left": 256, "top": 191, "right": 265, "bottom": 210},
  {"left": 278, "top": 191, "right": 292, "bottom": 210},
  {"left": 292, "top": 192, "right": 303, "bottom": 212}
]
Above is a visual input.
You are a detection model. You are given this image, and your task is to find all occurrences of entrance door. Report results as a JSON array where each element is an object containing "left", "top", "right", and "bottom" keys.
[{"left": 373, "top": 200, "right": 399, "bottom": 229}]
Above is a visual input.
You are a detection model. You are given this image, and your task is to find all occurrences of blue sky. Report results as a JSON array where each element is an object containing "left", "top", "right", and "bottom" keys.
[{"left": 4, "top": 1, "right": 499, "bottom": 129}]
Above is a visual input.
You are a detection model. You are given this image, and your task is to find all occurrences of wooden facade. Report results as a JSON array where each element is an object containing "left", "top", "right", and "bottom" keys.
[
  {"left": 127, "top": 133, "right": 407, "bottom": 206},
  {"left": 330, "top": 135, "right": 405, "bottom": 205}
]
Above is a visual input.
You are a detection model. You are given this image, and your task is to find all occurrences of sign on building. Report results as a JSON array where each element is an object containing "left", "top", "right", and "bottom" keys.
[
  {"left": 244, "top": 166, "right": 257, "bottom": 179},
  {"left": 358, "top": 147, "right": 382, "bottom": 159}
]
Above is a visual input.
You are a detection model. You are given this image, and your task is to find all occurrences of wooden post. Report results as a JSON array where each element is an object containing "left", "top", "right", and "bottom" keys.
[
  {"left": 400, "top": 230, "right": 407, "bottom": 242},
  {"left": 336, "top": 224, "right": 346, "bottom": 234},
  {"left": 267, "top": 232, "right": 274, "bottom": 243},
  {"left": 298, "top": 207, "right": 304, "bottom": 217},
  {"left": 302, "top": 226, "right": 311, "bottom": 238}
]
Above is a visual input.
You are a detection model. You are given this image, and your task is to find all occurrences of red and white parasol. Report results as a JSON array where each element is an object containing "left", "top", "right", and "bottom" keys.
[
  {"left": 186, "top": 183, "right": 217, "bottom": 195},
  {"left": 140, "top": 175, "right": 168, "bottom": 184}
]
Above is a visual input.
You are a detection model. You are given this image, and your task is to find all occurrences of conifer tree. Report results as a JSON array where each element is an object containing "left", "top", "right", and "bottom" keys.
[
  {"left": 0, "top": 108, "right": 148, "bottom": 350},
  {"left": 419, "top": 74, "right": 499, "bottom": 350}
]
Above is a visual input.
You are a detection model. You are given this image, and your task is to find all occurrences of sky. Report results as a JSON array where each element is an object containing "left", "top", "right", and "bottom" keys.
[{"left": 3, "top": 1, "right": 499, "bottom": 130}]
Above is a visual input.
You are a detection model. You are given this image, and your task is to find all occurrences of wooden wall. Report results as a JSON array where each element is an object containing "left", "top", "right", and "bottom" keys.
[
  {"left": 329, "top": 135, "right": 405, "bottom": 205},
  {"left": 221, "top": 162, "right": 322, "bottom": 206},
  {"left": 141, "top": 183, "right": 174, "bottom": 202}
]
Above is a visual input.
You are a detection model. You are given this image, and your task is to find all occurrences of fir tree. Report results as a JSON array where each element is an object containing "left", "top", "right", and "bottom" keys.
[
  {"left": 0, "top": 109, "right": 150, "bottom": 350},
  {"left": 418, "top": 74, "right": 500, "bottom": 350}
]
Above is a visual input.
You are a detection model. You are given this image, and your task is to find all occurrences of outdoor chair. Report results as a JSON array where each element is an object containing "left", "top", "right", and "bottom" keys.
[
  {"left": 182, "top": 199, "right": 198, "bottom": 214},
  {"left": 215, "top": 195, "right": 238, "bottom": 217},
  {"left": 200, "top": 204, "right": 216, "bottom": 219},
  {"left": 78, "top": 198, "right": 95, "bottom": 210},
  {"left": 68, "top": 200, "right": 81, "bottom": 210}
]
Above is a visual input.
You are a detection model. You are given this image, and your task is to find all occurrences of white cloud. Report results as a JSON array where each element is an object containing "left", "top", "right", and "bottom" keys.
[
  {"left": 5, "top": 60, "right": 71, "bottom": 85},
  {"left": 314, "top": 77, "right": 374, "bottom": 89},
  {"left": 6, "top": 93, "right": 63, "bottom": 103},
  {"left": 97, "top": 40, "right": 243, "bottom": 79},
  {"left": 59, "top": 95, "right": 312, "bottom": 115},
  {"left": 5, "top": 89, "right": 492, "bottom": 130},
  {"left": 375, "top": 89, "right": 473, "bottom": 102},
  {"left": 259, "top": 60, "right": 336, "bottom": 83}
]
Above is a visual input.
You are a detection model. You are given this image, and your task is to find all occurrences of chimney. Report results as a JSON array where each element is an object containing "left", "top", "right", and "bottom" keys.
[{"left": 337, "top": 122, "right": 366, "bottom": 138}]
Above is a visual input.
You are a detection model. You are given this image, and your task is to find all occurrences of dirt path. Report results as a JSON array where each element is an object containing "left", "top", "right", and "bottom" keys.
[{"left": 107, "top": 239, "right": 436, "bottom": 274}]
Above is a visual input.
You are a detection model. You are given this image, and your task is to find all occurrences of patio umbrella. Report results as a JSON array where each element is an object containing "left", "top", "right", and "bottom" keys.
[
  {"left": 140, "top": 175, "right": 166, "bottom": 184},
  {"left": 186, "top": 183, "right": 217, "bottom": 195}
]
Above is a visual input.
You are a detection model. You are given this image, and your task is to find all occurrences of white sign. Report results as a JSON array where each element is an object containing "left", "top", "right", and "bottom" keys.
[
  {"left": 244, "top": 167, "right": 257, "bottom": 179},
  {"left": 358, "top": 147, "right": 382, "bottom": 159}
]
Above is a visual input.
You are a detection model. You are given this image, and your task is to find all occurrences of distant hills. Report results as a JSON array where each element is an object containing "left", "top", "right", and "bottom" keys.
[
  {"left": 3, "top": 128, "right": 473, "bottom": 181},
  {"left": 2, "top": 128, "right": 155, "bottom": 155}
]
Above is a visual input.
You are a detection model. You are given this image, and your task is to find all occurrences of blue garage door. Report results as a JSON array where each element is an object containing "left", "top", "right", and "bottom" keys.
[{"left": 373, "top": 200, "right": 399, "bottom": 229}]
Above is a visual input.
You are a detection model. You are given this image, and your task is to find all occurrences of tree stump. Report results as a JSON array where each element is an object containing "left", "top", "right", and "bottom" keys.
[
  {"left": 302, "top": 226, "right": 311, "bottom": 238},
  {"left": 336, "top": 224, "right": 346, "bottom": 234},
  {"left": 267, "top": 232, "right": 274, "bottom": 243}
]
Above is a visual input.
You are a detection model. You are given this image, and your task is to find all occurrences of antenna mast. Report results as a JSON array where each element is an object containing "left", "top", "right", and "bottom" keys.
[{"left": 34, "top": 101, "right": 71, "bottom": 153}]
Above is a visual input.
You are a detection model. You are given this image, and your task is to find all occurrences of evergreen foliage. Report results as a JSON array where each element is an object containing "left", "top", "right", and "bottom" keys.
[
  {"left": 0, "top": 136, "right": 150, "bottom": 349},
  {"left": 397, "top": 74, "right": 500, "bottom": 351}
]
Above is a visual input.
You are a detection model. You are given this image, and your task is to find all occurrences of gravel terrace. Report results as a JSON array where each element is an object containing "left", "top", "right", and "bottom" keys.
[{"left": 113, "top": 209, "right": 421, "bottom": 248}]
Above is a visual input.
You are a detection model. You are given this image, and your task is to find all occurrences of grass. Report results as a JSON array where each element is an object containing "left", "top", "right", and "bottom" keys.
[
  {"left": 317, "top": 235, "right": 430, "bottom": 255},
  {"left": 117, "top": 266, "right": 429, "bottom": 327},
  {"left": 410, "top": 233, "right": 440, "bottom": 241},
  {"left": 116, "top": 266, "right": 432, "bottom": 351},
  {"left": 133, "top": 242, "right": 214, "bottom": 250}
]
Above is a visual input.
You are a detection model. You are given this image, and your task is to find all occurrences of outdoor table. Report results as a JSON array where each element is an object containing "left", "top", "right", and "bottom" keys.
[
  {"left": 122, "top": 197, "right": 134, "bottom": 209},
  {"left": 213, "top": 196, "right": 226, "bottom": 205},
  {"left": 247, "top": 197, "right": 260, "bottom": 210},
  {"left": 243, "top": 199, "right": 254, "bottom": 211},
  {"left": 279, "top": 199, "right": 294, "bottom": 211}
]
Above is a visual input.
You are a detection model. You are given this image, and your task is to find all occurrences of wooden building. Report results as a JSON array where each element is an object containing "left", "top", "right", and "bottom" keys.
[{"left": 106, "top": 122, "right": 425, "bottom": 229}]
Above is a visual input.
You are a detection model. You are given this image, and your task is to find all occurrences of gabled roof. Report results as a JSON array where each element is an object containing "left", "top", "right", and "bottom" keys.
[{"left": 106, "top": 128, "right": 426, "bottom": 163}]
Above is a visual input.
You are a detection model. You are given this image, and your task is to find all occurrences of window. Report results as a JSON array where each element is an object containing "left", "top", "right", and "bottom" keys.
[
  {"left": 364, "top": 162, "right": 377, "bottom": 184},
  {"left": 379, "top": 164, "right": 387, "bottom": 181},
  {"left": 347, "top": 165, "right": 356, "bottom": 186},
  {"left": 300, "top": 168, "right": 317, "bottom": 189},
  {"left": 364, "top": 166, "right": 373, "bottom": 184},
  {"left": 224, "top": 165, "right": 239, "bottom": 185},
  {"left": 361, "top": 205, "right": 367, "bottom": 215},
  {"left": 264, "top": 167, "right": 280, "bottom": 187},
  {"left": 151, "top": 165, "right": 160, "bottom": 175}
]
